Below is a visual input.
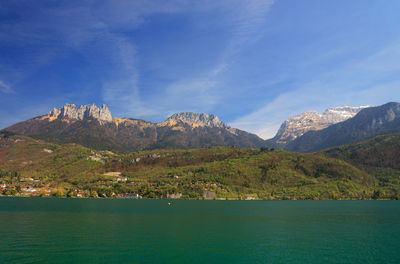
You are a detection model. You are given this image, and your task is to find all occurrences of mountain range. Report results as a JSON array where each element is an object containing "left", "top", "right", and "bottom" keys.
[
  {"left": 2, "top": 102, "right": 400, "bottom": 153},
  {"left": 3, "top": 103, "right": 265, "bottom": 152}
]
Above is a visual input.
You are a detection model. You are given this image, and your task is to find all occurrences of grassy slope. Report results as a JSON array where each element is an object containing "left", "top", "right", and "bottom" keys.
[{"left": 0, "top": 133, "right": 397, "bottom": 199}]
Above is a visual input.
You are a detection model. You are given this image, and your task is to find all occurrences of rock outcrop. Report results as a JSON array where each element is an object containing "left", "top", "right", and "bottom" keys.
[
  {"left": 48, "top": 103, "right": 112, "bottom": 123},
  {"left": 167, "top": 112, "right": 238, "bottom": 135},
  {"left": 167, "top": 112, "right": 225, "bottom": 128}
]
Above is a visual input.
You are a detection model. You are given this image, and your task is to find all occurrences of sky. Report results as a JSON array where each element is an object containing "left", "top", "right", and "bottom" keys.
[{"left": 1, "top": 0, "right": 400, "bottom": 139}]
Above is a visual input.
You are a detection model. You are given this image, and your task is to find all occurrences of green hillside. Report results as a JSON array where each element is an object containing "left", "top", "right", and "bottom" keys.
[
  {"left": 0, "top": 132, "right": 398, "bottom": 199},
  {"left": 322, "top": 133, "right": 400, "bottom": 199}
]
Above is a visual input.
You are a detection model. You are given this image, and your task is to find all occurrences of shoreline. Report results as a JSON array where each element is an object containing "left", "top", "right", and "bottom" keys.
[{"left": 0, "top": 195, "right": 397, "bottom": 201}]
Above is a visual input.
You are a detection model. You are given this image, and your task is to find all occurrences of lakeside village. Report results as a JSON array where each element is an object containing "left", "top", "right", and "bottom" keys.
[
  {"left": 0, "top": 173, "right": 321, "bottom": 200},
  {"left": 0, "top": 175, "right": 139, "bottom": 198},
  {"left": 0, "top": 172, "right": 263, "bottom": 200},
  {"left": 0, "top": 170, "right": 152, "bottom": 199}
]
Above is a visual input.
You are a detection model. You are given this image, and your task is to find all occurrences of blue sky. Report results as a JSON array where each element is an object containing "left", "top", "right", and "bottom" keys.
[{"left": 1, "top": 0, "right": 400, "bottom": 139}]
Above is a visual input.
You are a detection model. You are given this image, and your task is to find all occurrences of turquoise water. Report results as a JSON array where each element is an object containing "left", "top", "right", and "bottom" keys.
[{"left": 0, "top": 198, "right": 399, "bottom": 263}]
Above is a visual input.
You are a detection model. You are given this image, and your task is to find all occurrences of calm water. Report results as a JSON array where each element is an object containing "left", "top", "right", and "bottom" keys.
[{"left": 0, "top": 198, "right": 399, "bottom": 264}]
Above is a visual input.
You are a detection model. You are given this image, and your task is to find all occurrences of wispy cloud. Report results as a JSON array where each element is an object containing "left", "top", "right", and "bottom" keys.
[
  {"left": 100, "top": 37, "right": 144, "bottom": 117},
  {"left": 0, "top": 1, "right": 274, "bottom": 119},
  {"left": 231, "top": 42, "right": 400, "bottom": 139},
  {"left": 222, "top": 0, "right": 274, "bottom": 57},
  {"left": 1, "top": 0, "right": 399, "bottom": 135},
  {"left": 0, "top": 1, "right": 157, "bottom": 117},
  {"left": 137, "top": 1, "right": 275, "bottom": 119},
  {"left": 97, "top": 0, "right": 275, "bottom": 119},
  {"left": 0, "top": 80, "right": 14, "bottom": 94},
  {"left": 207, "top": 1, "right": 275, "bottom": 75}
]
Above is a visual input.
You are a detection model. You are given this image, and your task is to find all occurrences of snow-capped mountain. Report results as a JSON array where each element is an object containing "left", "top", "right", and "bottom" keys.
[
  {"left": 286, "top": 102, "right": 400, "bottom": 152},
  {"left": 268, "top": 105, "right": 373, "bottom": 146}
]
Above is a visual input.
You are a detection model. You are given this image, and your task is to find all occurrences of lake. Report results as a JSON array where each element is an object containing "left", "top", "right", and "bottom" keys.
[{"left": 0, "top": 198, "right": 399, "bottom": 263}]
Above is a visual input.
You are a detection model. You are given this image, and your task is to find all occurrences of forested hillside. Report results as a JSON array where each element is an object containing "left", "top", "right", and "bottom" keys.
[
  {"left": 323, "top": 133, "right": 400, "bottom": 199},
  {"left": 1, "top": 132, "right": 398, "bottom": 199}
]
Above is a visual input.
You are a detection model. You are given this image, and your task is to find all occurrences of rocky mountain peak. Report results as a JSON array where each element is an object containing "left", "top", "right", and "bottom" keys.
[
  {"left": 323, "top": 105, "right": 373, "bottom": 123},
  {"left": 166, "top": 112, "right": 238, "bottom": 135},
  {"left": 274, "top": 111, "right": 327, "bottom": 144},
  {"left": 167, "top": 112, "right": 224, "bottom": 128},
  {"left": 271, "top": 105, "right": 373, "bottom": 145},
  {"left": 48, "top": 103, "right": 112, "bottom": 123}
]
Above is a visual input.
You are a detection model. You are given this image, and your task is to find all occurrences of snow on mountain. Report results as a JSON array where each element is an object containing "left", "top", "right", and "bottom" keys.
[{"left": 271, "top": 105, "right": 373, "bottom": 145}]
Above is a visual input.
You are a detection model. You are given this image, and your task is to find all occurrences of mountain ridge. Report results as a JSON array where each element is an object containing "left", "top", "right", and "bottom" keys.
[{"left": 3, "top": 103, "right": 265, "bottom": 152}]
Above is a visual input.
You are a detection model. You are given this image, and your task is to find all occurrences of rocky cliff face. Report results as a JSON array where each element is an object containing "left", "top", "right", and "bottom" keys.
[
  {"left": 271, "top": 105, "right": 372, "bottom": 146},
  {"left": 48, "top": 103, "right": 112, "bottom": 123},
  {"left": 273, "top": 111, "right": 327, "bottom": 144}
]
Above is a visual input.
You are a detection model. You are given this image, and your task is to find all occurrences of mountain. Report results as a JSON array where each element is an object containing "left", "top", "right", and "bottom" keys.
[
  {"left": 266, "top": 105, "right": 372, "bottom": 148},
  {"left": 286, "top": 102, "right": 400, "bottom": 152},
  {"left": 2, "top": 103, "right": 265, "bottom": 152}
]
